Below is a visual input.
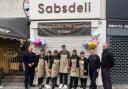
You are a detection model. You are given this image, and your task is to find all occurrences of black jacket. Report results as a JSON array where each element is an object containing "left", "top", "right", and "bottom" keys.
[
  {"left": 79, "top": 57, "right": 88, "bottom": 75},
  {"left": 88, "top": 54, "right": 100, "bottom": 70},
  {"left": 23, "top": 52, "right": 36, "bottom": 69},
  {"left": 101, "top": 49, "right": 114, "bottom": 69}
]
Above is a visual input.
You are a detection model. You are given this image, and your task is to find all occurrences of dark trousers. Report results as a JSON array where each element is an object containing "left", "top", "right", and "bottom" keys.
[
  {"left": 59, "top": 73, "right": 68, "bottom": 85},
  {"left": 69, "top": 76, "right": 78, "bottom": 88},
  {"left": 101, "top": 68, "right": 112, "bottom": 89},
  {"left": 46, "top": 77, "right": 51, "bottom": 84},
  {"left": 89, "top": 69, "right": 97, "bottom": 89},
  {"left": 24, "top": 69, "right": 35, "bottom": 88},
  {"left": 38, "top": 77, "right": 44, "bottom": 85},
  {"left": 80, "top": 78, "right": 87, "bottom": 88},
  {"left": 52, "top": 77, "right": 58, "bottom": 86}
]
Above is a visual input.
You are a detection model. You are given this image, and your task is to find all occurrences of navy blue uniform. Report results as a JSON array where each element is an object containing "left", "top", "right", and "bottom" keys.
[
  {"left": 23, "top": 52, "right": 36, "bottom": 89},
  {"left": 88, "top": 54, "right": 100, "bottom": 89}
]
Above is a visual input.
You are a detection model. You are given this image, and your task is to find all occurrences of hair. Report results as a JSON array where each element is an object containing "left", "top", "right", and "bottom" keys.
[{"left": 80, "top": 51, "right": 85, "bottom": 54}]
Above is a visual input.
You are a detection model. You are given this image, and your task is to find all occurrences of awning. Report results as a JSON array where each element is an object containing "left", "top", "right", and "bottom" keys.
[{"left": 0, "top": 18, "right": 28, "bottom": 40}]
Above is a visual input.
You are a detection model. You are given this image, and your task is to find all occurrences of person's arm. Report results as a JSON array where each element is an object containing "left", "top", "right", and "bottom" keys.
[
  {"left": 35, "top": 55, "right": 39, "bottom": 67},
  {"left": 109, "top": 52, "right": 115, "bottom": 68},
  {"left": 76, "top": 56, "right": 80, "bottom": 68},
  {"left": 23, "top": 53, "right": 27, "bottom": 65},
  {"left": 96, "top": 55, "right": 101, "bottom": 69},
  {"left": 84, "top": 57, "right": 88, "bottom": 75},
  {"left": 49, "top": 56, "right": 54, "bottom": 69}
]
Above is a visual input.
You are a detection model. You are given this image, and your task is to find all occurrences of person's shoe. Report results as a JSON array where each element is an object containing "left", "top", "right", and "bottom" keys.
[
  {"left": 80, "top": 85, "right": 84, "bottom": 88},
  {"left": 45, "top": 84, "right": 51, "bottom": 89},
  {"left": 0, "top": 86, "right": 3, "bottom": 89},
  {"left": 64, "top": 85, "right": 68, "bottom": 89},
  {"left": 68, "top": 86, "right": 72, "bottom": 89},
  {"left": 39, "top": 85, "right": 42, "bottom": 89},
  {"left": 55, "top": 84, "right": 59, "bottom": 87},
  {"left": 25, "top": 87, "right": 28, "bottom": 89},
  {"left": 59, "top": 84, "right": 63, "bottom": 88},
  {"left": 30, "top": 84, "right": 36, "bottom": 87}
]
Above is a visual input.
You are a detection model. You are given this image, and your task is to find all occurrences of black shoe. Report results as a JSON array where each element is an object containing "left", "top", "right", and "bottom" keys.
[
  {"left": 55, "top": 84, "right": 59, "bottom": 87},
  {"left": 30, "top": 84, "right": 36, "bottom": 87},
  {"left": 25, "top": 87, "right": 28, "bottom": 89},
  {"left": 69, "top": 86, "right": 72, "bottom": 89},
  {"left": 39, "top": 85, "right": 42, "bottom": 89},
  {"left": 80, "top": 85, "right": 84, "bottom": 88}
]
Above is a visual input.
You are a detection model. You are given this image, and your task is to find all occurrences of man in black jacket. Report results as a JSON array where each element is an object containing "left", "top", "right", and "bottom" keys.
[
  {"left": 101, "top": 43, "right": 114, "bottom": 89},
  {"left": 23, "top": 47, "right": 36, "bottom": 89},
  {"left": 88, "top": 49, "right": 100, "bottom": 89}
]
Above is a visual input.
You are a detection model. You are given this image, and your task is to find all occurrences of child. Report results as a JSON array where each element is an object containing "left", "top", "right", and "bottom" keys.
[
  {"left": 69, "top": 49, "right": 79, "bottom": 89},
  {"left": 45, "top": 50, "right": 54, "bottom": 89},
  {"left": 79, "top": 51, "right": 88, "bottom": 89},
  {"left": 35, "top": 49, "right": 45, "bottom": 89},
  {"left": 51, "top": 50, "right": 60, "bottom": 89}
]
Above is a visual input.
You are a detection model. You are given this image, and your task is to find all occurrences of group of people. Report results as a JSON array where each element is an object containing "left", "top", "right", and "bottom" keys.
[{"left": 23, "top": 43, "right": 114, "bottom": 89}]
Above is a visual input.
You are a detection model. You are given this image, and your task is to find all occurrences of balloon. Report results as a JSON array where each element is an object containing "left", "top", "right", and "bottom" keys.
[
  {"left": 88, "top": 41, "right": 97, "bottom": 49},
  {"left": 92, "top": 31, "right": 100, "bottom": 37},
  {"left": 28, "top": 38, "right": 35, "bottom": 43},
  {"left": 33, "top": 38, "right": 42, "bottom": 47}
]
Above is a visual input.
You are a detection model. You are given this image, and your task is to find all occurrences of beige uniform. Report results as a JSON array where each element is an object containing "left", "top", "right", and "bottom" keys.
[
  {"left": 36, "top": 58, "right": 45, "bottom": 78},
  {"left": 70, "top": 59, "right": 79, "bottom": 77},
  {"left": 45, "top": 61, "right": 51, "bottom": 77},
  {"left": 51, "top": 59, "right": 60, "bottom": 78},
  {"left": 79, "top": 59, "right": 87, "bottom": 78},
  {"left": 59, "top": 54, "right": 69, "bottom": 73}
]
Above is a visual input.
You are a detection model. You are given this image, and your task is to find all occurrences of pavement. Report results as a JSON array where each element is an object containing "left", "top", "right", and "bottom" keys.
[{"left": 1, "top": 82, "right": 128, "bottom": 89}]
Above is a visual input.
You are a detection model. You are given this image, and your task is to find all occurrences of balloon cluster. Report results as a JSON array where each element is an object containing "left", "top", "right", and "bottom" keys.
[
  {"left": 83, "top": 37, "right": 99, "bottom": 50},
  {"left": 28, "top": 38, "right": 46, "bottom": 48}
]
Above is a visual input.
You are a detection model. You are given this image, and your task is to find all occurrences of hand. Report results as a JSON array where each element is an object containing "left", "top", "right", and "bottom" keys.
[
  {"left": 97, "top": 69, "right": 100, "bottom": 73},
  {"left": 28, "top": 64, "right": 32, "bottom": 67},
  {"left": 32, "top": 62, "right": 34, "bottom": 65},
  {"left": 35, "top": 68, "right": 38, "bottom": 71}
]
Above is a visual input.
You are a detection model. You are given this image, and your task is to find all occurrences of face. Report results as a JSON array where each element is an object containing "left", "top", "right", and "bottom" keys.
[
  {"left": 54, "top": 52, "right": 58, "bottom": 56},
  {"left": 90, "top": 50, "right": 95, "bottom": 55},
  {"left": 40, "top": 51, "right": 45, "bottom": 55},
  {"left": 48, "top": 52, "right": 52, "bottom": 56},
  {"left": 80, "top": 53, "right": 84, "bottom": 57},
  {"left": 28, "top": 47, "right": 33, "bottom": 53},
  {"left": 72, "top": 51, "right": 77, "bottom": 55},
  {"left": 62, "top": 47, "right": 66, "bottom": 51},
  {"left": 102, "top": 43, "right": 108, "bottom": 50}
]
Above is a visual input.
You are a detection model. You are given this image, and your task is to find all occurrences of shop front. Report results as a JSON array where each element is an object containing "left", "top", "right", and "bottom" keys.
[
  {"left": 107, "top": 20, "right": 128, "bottom": 83},
  {"left": 29, "top": 0, "right": 106, "bottom": 85},
  {"left": 0, "top": 18, "right": 28, "bottom": 81}
]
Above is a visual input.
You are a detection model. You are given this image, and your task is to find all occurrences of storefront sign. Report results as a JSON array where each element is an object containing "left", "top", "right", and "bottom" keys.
[
  {"left": 38, "top": 22, "right": 91, "bottom": 36},
  {"left": 29, "top": 0, "right": 100, "bottom": 20},
  {"left": 107, "top": 21, "right": 128, "bottom": 29}
]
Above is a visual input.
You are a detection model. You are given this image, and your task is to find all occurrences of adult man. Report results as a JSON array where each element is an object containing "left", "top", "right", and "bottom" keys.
[
  {"left": 101, "top": 43, "right": 114, "bottom": 89},
  {"left": 88, "top": 49, "right": 100, "bottom": 89},
  {"left": 58, "top": 44, "right": 70, "bottom": 89},
  {"left": 23, "top": 47, "right": 36, "bottom": 89}
]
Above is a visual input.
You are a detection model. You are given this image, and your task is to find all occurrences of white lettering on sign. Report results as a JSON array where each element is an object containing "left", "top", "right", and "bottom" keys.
[
  {"left": 0, "top": 27, "right": 10, "bottom": 34},
  {"left": 29, "top": 0, "right": 100, "bottom": 20},
  {"left": 108, "top": 24, "right": 128, "bottom": 29}
]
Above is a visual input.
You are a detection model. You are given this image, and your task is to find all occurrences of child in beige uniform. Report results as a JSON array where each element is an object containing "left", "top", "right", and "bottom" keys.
[
  {"left": 69, "top": 49, "right": 80, "bottom": 89},
  {"left": 51, "top": 50, "right": 60, "bottom": 89},
  {"left": 35, "top": 49, "right": 45, "bottom": 89},
  {"left": 45, "top": 50, "right": 54, "bottom": 89},
  {"left": 79, "top": 51, "right": 88, "bottom": 89}
]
